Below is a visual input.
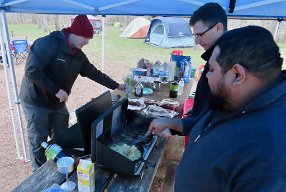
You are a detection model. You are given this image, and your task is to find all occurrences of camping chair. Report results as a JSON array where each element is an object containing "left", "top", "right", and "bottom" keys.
[{"left": 12, "top": 40, "right": 29, "bottom": 63}]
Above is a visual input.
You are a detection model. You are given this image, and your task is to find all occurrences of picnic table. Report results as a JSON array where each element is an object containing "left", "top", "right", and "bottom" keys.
[{"left": 13, "top": 80, "right": 193, "bottom": 192}]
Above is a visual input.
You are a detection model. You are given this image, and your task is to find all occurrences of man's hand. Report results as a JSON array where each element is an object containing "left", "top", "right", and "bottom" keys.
[
  {"left": 157, "top": 128, "right": 172, "bottom": 138},
  {"left": 117, "top": 84, "right": 126, "bottom": 92},
  {"left": 148, "top": 118, "right": 183, "bottom": 137},
  {"left": 55, "top": 89, "right": 69, "bottom": 102}
]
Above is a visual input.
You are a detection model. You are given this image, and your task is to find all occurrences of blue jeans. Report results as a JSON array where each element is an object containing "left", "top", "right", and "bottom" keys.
[{"left": 21, "top": 102, "right": 69, "bottom": 171}]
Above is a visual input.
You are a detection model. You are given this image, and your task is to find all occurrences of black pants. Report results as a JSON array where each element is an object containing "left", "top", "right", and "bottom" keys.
[{"left": 21, "top": 102, "right": 69, "bottom": 171}]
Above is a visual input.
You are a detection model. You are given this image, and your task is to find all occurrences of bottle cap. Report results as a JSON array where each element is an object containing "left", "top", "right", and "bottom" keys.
[{"left": 41, "top": 142, "right": 48, "bottom": 149}]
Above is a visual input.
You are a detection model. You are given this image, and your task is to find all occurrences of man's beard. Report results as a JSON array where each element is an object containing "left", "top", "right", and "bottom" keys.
[{"left": 208, "top": 81, "right": 229, "bottom": 110}]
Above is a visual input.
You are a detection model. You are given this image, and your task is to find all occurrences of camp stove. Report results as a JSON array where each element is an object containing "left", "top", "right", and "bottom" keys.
[{"left": 91, "top": 98, "right": 158, "bottom": 176}]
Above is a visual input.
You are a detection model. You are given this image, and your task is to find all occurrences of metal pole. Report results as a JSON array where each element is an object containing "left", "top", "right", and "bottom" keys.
[
  {"left": 0, "top": 10, "right": 28, "bottom": 161},
  {"left": 0, "top": 13, "right": 21, "bottom": 159},
  {"left": 273, "top": 20, "right": 281, "bottom": 41},
  {"left": 101, "top": 16, "right": 105, "bottom": 93}
]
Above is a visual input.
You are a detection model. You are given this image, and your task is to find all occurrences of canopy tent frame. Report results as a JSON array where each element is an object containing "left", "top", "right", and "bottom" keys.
[
  {"left": 0, "top": 10, "right": 27, "bottom": 161},
  {"left": 0, "top": 0, "right": 285, "bottom": 161}
]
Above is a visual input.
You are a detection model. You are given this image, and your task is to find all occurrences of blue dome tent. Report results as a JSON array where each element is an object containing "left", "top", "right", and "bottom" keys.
[{"left": 145, "top": 17, "right": 195, "bottom": 48}]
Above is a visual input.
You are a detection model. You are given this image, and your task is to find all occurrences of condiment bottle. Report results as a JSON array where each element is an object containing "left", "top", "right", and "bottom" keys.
[
  {"left": 41, "top": 142, "right": 67, "bottom": 162},
  {"left": 134, "top": 76, "right": 144, "bottom": 97},
  {"left": 169, "top": 82, "right": 178, "bottom": 98}
]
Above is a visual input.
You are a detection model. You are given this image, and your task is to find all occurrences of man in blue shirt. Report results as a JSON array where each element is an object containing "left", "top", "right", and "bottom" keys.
[{"left": 149, "top": 26, "right": 286, "bottom": 191}]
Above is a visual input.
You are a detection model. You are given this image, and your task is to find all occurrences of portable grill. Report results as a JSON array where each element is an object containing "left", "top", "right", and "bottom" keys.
[{"left": 91, "top": 98, "right": 158, "bottom": 176}]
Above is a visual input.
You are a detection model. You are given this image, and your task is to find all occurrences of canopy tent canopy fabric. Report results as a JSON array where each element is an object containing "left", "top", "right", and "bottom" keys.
[
  {"left": 145, "top": 17, "right": 195, "bottom": 48},
  {"left": 1, "top": 0, "right": 286, "bottom": 19},
  {"left": 120, "top": 17, "right": 150, "bottom": 38}
]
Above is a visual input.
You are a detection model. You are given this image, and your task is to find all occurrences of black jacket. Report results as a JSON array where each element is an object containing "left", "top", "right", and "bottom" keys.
[
  {"left": 20, "top": 30, "right": 119, "bottom": 108},
  {"left": 190, "top": 47, "right": 213, "bottom": 116},
  {"left": 171, "top": 47, "right": 213, "bottom": 136},
  {"left": 176, "top": 72, "right": 286, "bottom": 191}
]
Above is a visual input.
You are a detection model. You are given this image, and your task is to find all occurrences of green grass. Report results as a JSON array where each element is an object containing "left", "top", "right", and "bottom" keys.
[
  {"left": 7, "top": 24, "right": 285, "bottom": 70},
  {"left": 8, "top": 24, "right": 205, "bottom": 70},
  {"left": 85, "top": 27, "right": 205, "bottom": 69},
  {"left": 9, "top": 24, "right": 54, "bottom": 42}
]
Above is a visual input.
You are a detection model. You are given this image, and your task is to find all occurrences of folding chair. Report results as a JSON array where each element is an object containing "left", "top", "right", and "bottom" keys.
[{"left": 12, "top": 40, "right": 29, "bottom": 63}]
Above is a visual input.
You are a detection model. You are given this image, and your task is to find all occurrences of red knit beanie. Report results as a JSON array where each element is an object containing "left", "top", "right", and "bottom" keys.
[{"left": 70, "top": 15, "right": 93, "bottom": 39}]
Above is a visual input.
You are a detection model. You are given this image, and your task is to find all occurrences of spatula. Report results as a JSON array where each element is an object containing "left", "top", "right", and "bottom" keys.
[{"left": 130, "top": 132, "right": 152, "bottom": 146}]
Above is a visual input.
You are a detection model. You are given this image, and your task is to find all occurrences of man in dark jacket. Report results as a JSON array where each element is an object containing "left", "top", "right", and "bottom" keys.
[
  {"left": 189, "top": 2, "right": 227, "bottom": 116},
  {"left": 150, "top": 26, "right": 286, "bottom": 191},
  {"left": 156, "top": 3, "right": 228, "bottom": 138},
  {"left": 20, "top": 15, "right": 125, "bottom": 171}
]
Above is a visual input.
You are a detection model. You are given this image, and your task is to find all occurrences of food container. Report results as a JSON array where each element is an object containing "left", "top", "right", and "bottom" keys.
[
  {"left": 77, "top": 158, "right": 95, "bottom": 192},
  {"left": 57, "top": 157, "right": 74, "bottom": 174}
]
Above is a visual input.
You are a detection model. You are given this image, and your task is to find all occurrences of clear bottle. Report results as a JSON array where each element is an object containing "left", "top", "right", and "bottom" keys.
[
  {"left": 178, "top": 78, "right": 184, "bottom": 95},
  {"left": 41, "top": 142, "right": 67, "bottom": 162},
  {"left": 134, "top": 76, "right": 144, "bottom": 97}
]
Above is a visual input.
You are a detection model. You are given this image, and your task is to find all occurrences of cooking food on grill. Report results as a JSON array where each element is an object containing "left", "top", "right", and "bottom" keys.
[{"left": 110, "top": 144, "right": 141, "bottom": 161}]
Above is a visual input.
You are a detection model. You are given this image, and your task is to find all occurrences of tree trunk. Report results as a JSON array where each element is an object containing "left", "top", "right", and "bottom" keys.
[
  {"left": 38, "top": 15, "right": 49, "bottom": 32},
  {"left": 55, "top": 15, "right": 60, "bottom": 31}
]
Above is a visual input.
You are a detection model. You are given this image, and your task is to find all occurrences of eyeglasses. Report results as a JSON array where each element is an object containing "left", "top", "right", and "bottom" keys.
[{"left": 193, "top": 23, "right": 218, "bottom": 38}]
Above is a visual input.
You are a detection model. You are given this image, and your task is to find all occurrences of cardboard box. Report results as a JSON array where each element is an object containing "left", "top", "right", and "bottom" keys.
[{"left": 77, "top": 158, "right": 95, "bottom": 192}]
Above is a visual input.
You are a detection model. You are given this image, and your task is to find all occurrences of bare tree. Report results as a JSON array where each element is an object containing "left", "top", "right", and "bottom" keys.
[
  {"left": 55, "top": 15, "right": 60, "bottom": 31},
  {"left": 38, "top": 15, "right": 49, "bottom": 32}
]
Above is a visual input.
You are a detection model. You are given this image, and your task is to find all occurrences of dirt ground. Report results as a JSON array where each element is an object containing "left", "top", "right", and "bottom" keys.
[{"left": 0, "top": 59, "right": 185, "bottom": 191}]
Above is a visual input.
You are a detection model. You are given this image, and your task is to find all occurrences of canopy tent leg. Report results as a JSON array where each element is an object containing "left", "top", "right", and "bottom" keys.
[
  {"left": 0, "top": 17, "right": 21, "bottom": 159},
  {"left": 101, "top": 16, "right": 105, "bottom": 93},
  {"left": 273, "top": 19, "right": 281, "bottom": 41},
  {"left": 0, "top": 10, "right": 28, "bottom": 162}
]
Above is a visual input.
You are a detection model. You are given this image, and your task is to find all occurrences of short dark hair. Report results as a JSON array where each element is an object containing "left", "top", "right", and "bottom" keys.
[
  {"left": 215, "top": 26, "right": 283, "bottom": 80},
  {"left": 190, "top": 2, "right": 227, "bottom": 31}
]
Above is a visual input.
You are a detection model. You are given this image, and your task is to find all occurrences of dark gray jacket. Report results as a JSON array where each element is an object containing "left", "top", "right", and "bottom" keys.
[
  {"left": 176, "top": 72, "right": 286, "bottom": 191},
  {"left": 20, "top": 30, "right": 119, "bottom": 108}
]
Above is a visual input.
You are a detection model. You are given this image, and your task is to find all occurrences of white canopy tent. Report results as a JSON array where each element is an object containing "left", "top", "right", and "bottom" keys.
[{"left": 0, "top": 0, "right": 285, "bottom": 161}]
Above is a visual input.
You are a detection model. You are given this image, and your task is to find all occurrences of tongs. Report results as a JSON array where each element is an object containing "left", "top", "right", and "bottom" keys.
[{"left": 130, "top": 132, "right": 152, "bottom": 146}]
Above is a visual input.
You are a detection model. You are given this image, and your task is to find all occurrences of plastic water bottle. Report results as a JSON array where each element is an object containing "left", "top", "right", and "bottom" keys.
[
  {"left": 183, "top": 59, "right": 191, "bottom": 83},
  {"left": 159, "top": 62, "right": 169, "bottom": 83},
  {"left": 41, "top": 142, "right": 67, "bottom": 162},
  {"left": 178, "top": 78, "right": 184, "bottom": 95}
]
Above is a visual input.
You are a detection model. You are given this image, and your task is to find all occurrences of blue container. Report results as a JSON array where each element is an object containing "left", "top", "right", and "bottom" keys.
[{"left": 130, "top": 68, "right": 147, "bottom": 77}]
